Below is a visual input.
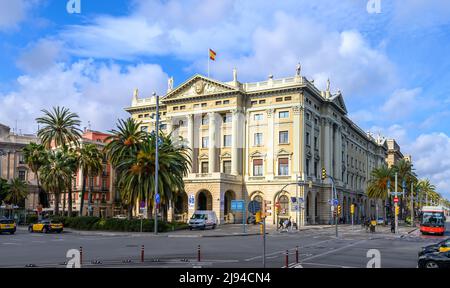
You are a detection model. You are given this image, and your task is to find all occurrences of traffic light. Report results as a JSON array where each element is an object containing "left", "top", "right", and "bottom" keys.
[
  {"left": 350, "top": 204, "right": 355, "bottom": 215},
  {"left": 321, "top": 167, "right": 327, "bottom": 180},
  {"left": 261, "top": 200, "right": 272, "bottom": 218},
  {"left": 395, "top": 205, "right": 400, "bottom": 216},
  {"left": 337, "top": 205, "right": 341, "bottom": 216}
]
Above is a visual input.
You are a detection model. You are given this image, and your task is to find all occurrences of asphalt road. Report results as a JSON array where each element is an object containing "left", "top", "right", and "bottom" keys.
[{"left": 1, "top": 221, "right": 449, "bottom": 268}]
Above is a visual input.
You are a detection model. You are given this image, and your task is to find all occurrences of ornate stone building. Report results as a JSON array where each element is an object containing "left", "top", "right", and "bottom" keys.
[
  {"left": 125, "top": 68, "right": 388, "bottom": 225},
  {"left": 0, "top": 123, "right": 39, "bottom": 211}
]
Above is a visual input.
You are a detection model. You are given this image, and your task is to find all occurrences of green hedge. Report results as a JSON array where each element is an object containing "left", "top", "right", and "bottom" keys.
[{"left": 47, "top": 216, "right": 188, "bottom": 233}]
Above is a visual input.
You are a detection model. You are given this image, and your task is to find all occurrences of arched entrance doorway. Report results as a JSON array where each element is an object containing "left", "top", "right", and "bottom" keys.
[
  {"left": 174, "top": 192, "right": 188, "bottom": 222},
  {"left": 274, "top": 191, "right": 290, "bottom": 225},
  {"left": 197, "top": 190, "right": 212, "bottom": 210},
  {"left": 224, "top": 190, "right": 236, "bottom": 223}
]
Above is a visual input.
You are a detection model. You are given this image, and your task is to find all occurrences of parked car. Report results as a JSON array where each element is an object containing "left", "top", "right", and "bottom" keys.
[
  {"left": 188, "top": 211, "right": 217, "bottom": 230},
  {"left": 0, "top": 217, "right": 16, "bottom": 234},
  {"left": 418, "top": 238, "right": 450, "bottom": 257},
  {"left": 377, "top": 217, "right": 384, "bottom": 225},
  {"left": 28, "top": 219, "right": 63, "bottom": 233},
  {"left": 418, "top": 251, "right": 450, "bottom": 268}
]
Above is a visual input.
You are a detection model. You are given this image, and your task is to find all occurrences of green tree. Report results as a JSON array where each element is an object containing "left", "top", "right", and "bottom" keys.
[
  {"left": 40, "top": 150, "right": 72, "bottom": 215},
  {"left": 3, "top": 178, "right": 28, "bottom": 207},
  {"left": 367, "top": 165, "right": 394, "bottom": 199},
  {"left": 116, "top": 131, "right": 191, "bottom": 220},
  {"left": 22, "top": 143, "right": 49, "bottom": 208},
  {"left": 77, "top": 144, "right": 103, "bottom": 216},
  {"left": 62, "top": 147, "right": 79, "bottom": 216},
  {"left": 36, "top": 106, "right": 82, "bottom": 149},
  {"left": 0, "top": 178, "right": 9, "bottom": 205}
]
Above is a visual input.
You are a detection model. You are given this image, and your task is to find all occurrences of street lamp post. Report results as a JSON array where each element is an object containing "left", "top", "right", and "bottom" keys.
[{"left": 154, "top": 92, "right": 160, "bottom": 235}]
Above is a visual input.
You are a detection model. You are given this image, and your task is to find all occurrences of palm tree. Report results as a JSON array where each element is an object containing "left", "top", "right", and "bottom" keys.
[
  {"left": 62, "top": 147, "right": 79, "bottom": 217},
  {"left": 22, "top": 143, "right": 49, "bottom": 209},
  {"left": 418, "top": 179, "right": 436, "bottom": 205},
  {"left": 77, "top": 144, "right": 103, "bottom": 216},
  {"left": 40, "top": 150, "right": 72, "bottom": 215},
  {"left": 367, "top": 165, "right": 393, "bottom": 199},
  {"left": 36, "top": 106, "right": 82, "bottom": 149},
  {"left": 4, "top": 178, "right": 28, "bottom": 208},
  {"left": 104, "top": 118, "right": 146, "bottom": 218},
  {"left": 116, "top": 131, "right": 191, "bottom": 220}
]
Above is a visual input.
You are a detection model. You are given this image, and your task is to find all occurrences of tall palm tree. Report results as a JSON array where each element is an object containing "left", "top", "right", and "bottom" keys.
[
  {"left": 62, "top": 147, "right": 79, "bottom": 216},
  {"left": 36, "top": 106, "right": 82, "bottom": 149},
  {"left": 116, "top": 131, "right": 191, "bottom": 220},
  {"left": 77, "top": 144, "right": 103, "bottom": 216},
  {"left": 40, "top": 150, "right": 72, "bottom": 215},
  {"left": 4, "top": 178, "right": 28, "bottom": 208},
  {"left": 22, "top": 143, "right": 49, "bottom": 208},
  {"left": 367, "top": 165, "right": 393, "bottom": 199},
  {"left": 104, "top": 118, "right": 146, "bottom": 217}
]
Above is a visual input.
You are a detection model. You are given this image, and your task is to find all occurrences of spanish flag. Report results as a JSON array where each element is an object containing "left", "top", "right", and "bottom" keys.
[{"left": 209, "top": 49, "right": 216, "bottom": 61}]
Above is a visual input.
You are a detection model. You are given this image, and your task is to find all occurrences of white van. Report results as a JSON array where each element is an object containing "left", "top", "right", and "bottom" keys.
[{"left": 188, "top": 211, "right": 217, "bottom": 230}]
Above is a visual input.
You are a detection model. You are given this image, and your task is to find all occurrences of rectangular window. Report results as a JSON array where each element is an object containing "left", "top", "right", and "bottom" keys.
[
  {"left": 194, "top": 104, "right": 200, "bottom": 108},
  {"left": 202, "top": 137, "right": 209, "bottom": 148},
  {"left": 306, "top": 159, "right": 310, "bottom": 176},
  {"left": 279, "top": 111, "right": 289, "bottom": 118},
  {"left": 254, "top": 113, "right": 263, "bottom": 121},
  {"left": 223, "top": 161, "right": 231, "bottom": 174},
  {"left": 314, "top": 161, "right": 318, "bottom": 178},
  {"left": 251, "top": 100, "right": 258, "bottom": 105},
  {"left": 138, "top": 114, "right": 143, "bottom": 118},
  {"left": 18, "top": 170, "right": 26, "bottom": 181},
  {"left": 276, "top": 97, "right": 283, "bottom": 102},
  {"left": 102, "top": 179, "right": 107, "bottom": 191},
  {"left": 223, "top": 100, "right": 230, "bottom": 104},
  {"left": 314, "top": 136, "right": 318, "bottom": 149},
  {"left": 223, "top": 135, "right": 232, "bottom": 147},
  {"left": 215, "top": 101, "right": 222, "bottom": 105},
  {"left": 173, "top": 106, "right": 179, "bottom": 111},
  {"left": 223, "top": 114, "right": 232, "bottom": 123},
  {"left": 279, "top": 131, "right": 289, "bottom": 144},
  {"left": 306, "top": 132, "right": 310, "bottom": 145},
  {"left": 284, "top": 96, "right": 292, "bottom": 101},
  {"left": 278, "top": 158, "right": 289, "bottom": 176},
  {"left": 259, "top": 99, "right": 266, "bottom": 104},
  {"left": 202, "top": 115, "right": 209, "bottom": 125},
  {"left": 201, "top": 103, "right": 207, "bottom": 107},
  {"left": 254, "top": 133, "right": 263, "bottom": 146},
  {"left": 201, "top": 162, "right": 209, "bottom": 173},
  {"left": 144, "top": 114, "right": 149, "bottom": 118},
  {"left": 180, "top": 105, "right": 186, "bottom": 110},
  {"left": 253, "top": 159, "right": 263, "bottom": 176}
]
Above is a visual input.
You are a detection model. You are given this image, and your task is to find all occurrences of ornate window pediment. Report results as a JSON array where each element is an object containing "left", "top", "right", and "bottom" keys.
[
  {"left": 250, "top": 151, "right": 265, "bottom": 158},
  {"left": 198, "top": 153, "right": 209, "bottom": 160},
  {"left": 220, "top": 152, "right": 232, "bottom": 159},
  {"left": 277, "top": 148, "right": 292, "bottom": 157}
]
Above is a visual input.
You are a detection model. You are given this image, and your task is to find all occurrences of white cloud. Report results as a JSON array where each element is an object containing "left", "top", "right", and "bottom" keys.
[
  {"left": 369, "top": 124, "right": 408, "bottom": 145},
  {"left": 407, "top": 132, "right": 450, "bottom": 199},
  {"left": 381, "top": 88, "right": 422, "bottom": 119},
  {"left": 16, "top": 39, "right": 66, "bottom": 73},
  {"left": 0, "top": 0, "right": 37, "bottom": 31},
  {"left": 0, "top": 60, "right": 168, "bottom": 134}
]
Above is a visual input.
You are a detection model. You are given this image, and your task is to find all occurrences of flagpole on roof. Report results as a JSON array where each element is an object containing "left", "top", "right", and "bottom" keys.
[{"left": 208, "top": 49, "right": 210, "bottom": 78}]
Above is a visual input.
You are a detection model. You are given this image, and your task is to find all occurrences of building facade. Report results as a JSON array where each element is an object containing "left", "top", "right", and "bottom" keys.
[
  {"left": 125, "top": 69, "right": 388, "bottom": 225},
  {"left": 0, "top": 123, "right": 39, "bottom": 211}
]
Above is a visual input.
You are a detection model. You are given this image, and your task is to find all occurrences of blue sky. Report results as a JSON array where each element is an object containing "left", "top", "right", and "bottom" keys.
[{"left": 0, "top": 0, "right": 449, "bottom": 198}]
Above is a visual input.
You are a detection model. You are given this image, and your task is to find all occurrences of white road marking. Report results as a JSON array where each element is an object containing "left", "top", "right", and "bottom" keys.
[{"left": 299, "top": 239, "right": 367, "bottom": 262}]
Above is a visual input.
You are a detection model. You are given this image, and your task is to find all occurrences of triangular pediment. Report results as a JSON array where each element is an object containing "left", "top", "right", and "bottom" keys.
[
  {"left": 329, "top": 92, "right": 348, "bottom": 114},
  {"left": 162, "top": 74, "right": 238, "bottom": 101}
]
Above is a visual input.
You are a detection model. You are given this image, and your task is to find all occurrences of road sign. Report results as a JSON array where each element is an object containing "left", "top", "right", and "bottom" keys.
[
  {"left": 298, "top": 197, "right": 304, "bottom": 203},
  {"left": 155, "top": 193, "right": 160, "bottom": 204},
  {"left": 333, "top": 199, "right": 339, "bottom": 206},
  {"left": 248, "top": 200, "right": 261, "bottom": 214},
  {"left": 188, "top": 194, "right": 195, "bottom": 208},
  {"left": 291, "top": 204, "right": 300, "bottom": 212},
  {"left": 231, "top": 200, "right": 245, "bottom": 211},
  {"left": 394, "top": 197, "right": 399, "bottom": 203}
]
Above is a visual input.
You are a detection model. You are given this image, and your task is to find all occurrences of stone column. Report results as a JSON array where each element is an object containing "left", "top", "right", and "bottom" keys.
[
  {"left": 187, "top": 114, "right": 194, "bottom": 173},
  {"left": 312, "top": 191, "right": 317, "bottom": 224},
  {"left": 323, "top": 119, "right": 331, "bottom": 174},
  {"left": 166, "top": 116, "right": 173, "bottom": 137},
  {"left": 208, "top": 112, "right": 217, "bottom": 173},
  {"left": 336, "top": 127, "right": 342, "bottom": 182},
  {"left": 231, "top": 109, "right": 240, "bottom": 175},
  {"left": 311, "top": 114, "right": 315, "bottom": 178},
  {"left": 266, "top": 109, "right": 275, "bottom": 180}
]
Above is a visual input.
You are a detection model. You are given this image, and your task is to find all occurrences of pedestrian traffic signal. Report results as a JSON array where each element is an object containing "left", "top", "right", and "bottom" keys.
[
  {"left": 321, "top": 167, "right": 327, "bottom": 180},
  {"left": 395, "top": 205, "right": 400, "bottom": 216},
  {"left": 261, "top": 200, "right": 272, "bottom": 218},
  {"left": 337, "top": 205, "right": 341, "bottom": 216}
]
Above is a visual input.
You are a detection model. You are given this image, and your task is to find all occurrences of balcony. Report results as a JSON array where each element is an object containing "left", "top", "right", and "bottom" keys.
[{"left": 186, "top": 172, "right": 242, "bottom": 182}]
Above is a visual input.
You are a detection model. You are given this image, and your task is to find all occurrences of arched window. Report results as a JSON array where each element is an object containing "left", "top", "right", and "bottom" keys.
[{"left": 279, "top": 195, "right": 289, "bottom": 216}]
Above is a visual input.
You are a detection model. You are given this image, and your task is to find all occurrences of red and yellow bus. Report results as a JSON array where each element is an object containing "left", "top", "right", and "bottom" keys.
[{"left": 420, "top": 206, "right": 446, "bottom": 236}]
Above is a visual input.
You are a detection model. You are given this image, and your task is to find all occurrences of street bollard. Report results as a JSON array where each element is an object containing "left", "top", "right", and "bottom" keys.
[
  {"left": 285, "top": 250, "right": 289, "bottom": 268},
  {"left": 79, "top": 246, "right": 83, "bottom": 266},
  {"left": 197, "top": 245, "right": 201, "bottom": 262},
  {"left": 141, "top": 245, "right": 144, "bottom": 263},
  {"left": 295, "top": 246, "right": 299, "bottom": 264}
]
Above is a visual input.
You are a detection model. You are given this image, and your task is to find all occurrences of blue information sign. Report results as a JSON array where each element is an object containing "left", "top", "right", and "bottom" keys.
[
  {"left": 155, "top": 193, "right": 160, "bottom": 204},
  {"left": 248, "top": 200, "right": 261, "bottom": 214},
  {"left": 231, "top": 200, "right": 245, "bottom": 212}
]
